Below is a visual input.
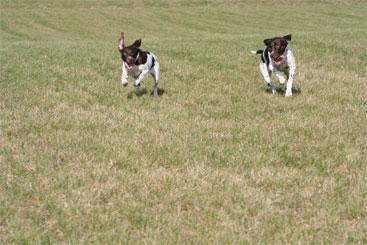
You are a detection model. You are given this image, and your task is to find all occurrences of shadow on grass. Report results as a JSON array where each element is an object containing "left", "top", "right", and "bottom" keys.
[
  {"left": 265, "top": 87, "right": 301, "bottom": 95},
  {"left": 127, "top": 88, "right": 165, "bottom": 99},
  {"left": 151, "top": 88, "right": 165, "bottom": 97}
]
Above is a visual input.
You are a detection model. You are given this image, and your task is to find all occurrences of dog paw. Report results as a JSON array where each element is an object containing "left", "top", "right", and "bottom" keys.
[
  {"left": 285, "top": 90, "right": 292, "bottom": 97},
  {"left": 133, "top": 80, "right": 141, "bottom": 87},
  {"left": 279, "top": 78, "right": 285, "bottom": 85},
  {"left": 153, "top": 90, "right": 159, "bottom": 97}
]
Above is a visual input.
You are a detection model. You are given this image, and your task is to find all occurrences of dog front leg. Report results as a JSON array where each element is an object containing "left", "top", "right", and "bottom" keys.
[
  {"left": 274, "top": 70, "right": 285, "bottom": 85},
  {"left": 259, "top": 62, "right": 276, "bottom": 94},
  {"left": 121, "top": 64, "right": 128, "bottom": 86},
  {"left": 134, "top": 68, "right": 149, "bottom": 96},
  {"left": 285, "top": 70, "right": 297, "bottom": 97},
  {"left": 285, "top": 52, "right": 296, "bottom": 97},
  {"left": 151, "top": 61, "right": 160, "bottom": 97},
  {"left": 285, "top": 72, "right": 296, "bottom": 97}
]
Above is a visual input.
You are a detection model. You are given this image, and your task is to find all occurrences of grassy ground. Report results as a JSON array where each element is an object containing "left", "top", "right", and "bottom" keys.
[{"left": 1, "top": 0, "right": 366, "bottom": 243}]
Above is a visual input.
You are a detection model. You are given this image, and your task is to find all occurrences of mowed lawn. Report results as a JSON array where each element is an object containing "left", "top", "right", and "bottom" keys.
[{"left": 1, "top": 0, "right": 366, "bottom": 243}]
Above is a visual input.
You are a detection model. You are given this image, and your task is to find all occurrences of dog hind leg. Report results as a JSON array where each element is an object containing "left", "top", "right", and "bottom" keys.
[
  {"left": 135, "top": 84, "right": 140, "bottom": 96},
  {"left": 150, "top": 61, "right": 160, "bottom": 97}
]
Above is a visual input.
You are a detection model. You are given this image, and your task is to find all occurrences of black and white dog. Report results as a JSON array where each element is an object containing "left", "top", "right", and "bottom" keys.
[
  {"left": 118, "top": 32, "right": 160, "bottom": 97},
  {"left": 251, "top": 34, "right": 297, "bottom": 96}
]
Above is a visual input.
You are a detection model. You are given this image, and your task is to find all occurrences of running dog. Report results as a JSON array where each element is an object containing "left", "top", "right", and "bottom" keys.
[
  {"left": 118, "top": 32, "right": 160, "bottom": 97},
  {"left": 251, "top": 34, "right": 297, "bottom": 96}
]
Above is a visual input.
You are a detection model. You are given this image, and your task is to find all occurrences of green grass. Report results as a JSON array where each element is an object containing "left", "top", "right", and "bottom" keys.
[{"left": 1, "top": 0, "right": 366, "bottom": 243}]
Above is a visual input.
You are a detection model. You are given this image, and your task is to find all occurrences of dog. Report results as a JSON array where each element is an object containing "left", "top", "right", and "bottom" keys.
[
  {"left": 251, "top": 34, "right": 297, "bottom": 96},
  {"left": 118, "top": 32, "right": 160, "bottom": 97}
]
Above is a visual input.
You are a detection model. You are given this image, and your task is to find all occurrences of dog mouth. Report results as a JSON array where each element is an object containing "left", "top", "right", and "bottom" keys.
[
  {"left": 125, "top": 62, "right": 134, "bottom": 70},
  {"left": 274, "top": 54, "right": 285, "bottom": 65}
]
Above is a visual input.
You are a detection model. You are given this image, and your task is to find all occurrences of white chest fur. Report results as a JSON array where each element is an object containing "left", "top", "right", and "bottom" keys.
[
  {"left": 127, "top": 64, "right": 144, "bottom": 79},
  {"left": 275, "top": 58, "right": 289, "bottom": 72}
]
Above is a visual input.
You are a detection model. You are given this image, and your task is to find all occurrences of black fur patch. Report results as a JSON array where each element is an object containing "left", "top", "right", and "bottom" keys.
[
  {"left": 151, "top": 57, "right": 155, "bottom": 68},
  {"left": 262, "top": 47, "right": 270, "bottom": 66},
  {"left": 135, "top": 49, "right": 147, "bottom": 65}
]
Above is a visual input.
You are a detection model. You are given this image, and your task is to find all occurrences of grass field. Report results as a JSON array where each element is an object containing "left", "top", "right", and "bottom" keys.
[{"left": 1, "top": 0, "right": 366, "bottom": 243}]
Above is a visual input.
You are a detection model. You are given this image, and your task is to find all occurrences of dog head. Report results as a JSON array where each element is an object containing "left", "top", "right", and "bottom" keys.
[
  {"left": 118, "top": 32, "right": 142, "bottom": 70},
  {"left": 264, "top": 34, "right": 292, "bottom": 65}
]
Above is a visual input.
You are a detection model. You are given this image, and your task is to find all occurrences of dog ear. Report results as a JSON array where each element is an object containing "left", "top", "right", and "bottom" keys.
[
  {"left": 283, "top": 34, "right": 292, "bottom": 41},
  {"left": 118, "top": 32, "right": 124, "bottom": 51},
  {"left": 133, "top": 39, "right": 141, "bottom": 48},
  {"left": 263, "top": 38, "right": 272, "bottom": 46}
]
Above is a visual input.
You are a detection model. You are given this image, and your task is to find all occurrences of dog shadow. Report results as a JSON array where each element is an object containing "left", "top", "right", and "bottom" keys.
[
  {"left": 127, "top": 88, "right": 165, "bottom": 99},
  {"left": 151, "top": 88, "right": 165, "bottom": 97},
  {"left": 127, "top": 88, "right": 147, "bottom": 99},
  {"left": 265, "top": 87, "right": 301, "bottom": 95}
]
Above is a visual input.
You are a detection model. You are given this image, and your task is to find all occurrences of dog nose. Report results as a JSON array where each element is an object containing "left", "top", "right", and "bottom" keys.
[{"left": 127, "top": 57, "right": 134, "bottom": 63}]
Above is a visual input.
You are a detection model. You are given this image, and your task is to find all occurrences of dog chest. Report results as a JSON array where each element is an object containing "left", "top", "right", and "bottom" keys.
[
  {"left": 127, "top": 65, "right": 144, "bottom": 79},
  {"left": 275, "top": 59, "right": 289, "bottom": 72}
]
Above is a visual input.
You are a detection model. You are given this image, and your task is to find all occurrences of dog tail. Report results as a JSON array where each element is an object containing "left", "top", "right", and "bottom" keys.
[{"left": 251, "top": 50, "right": 263, "bottom": 55}]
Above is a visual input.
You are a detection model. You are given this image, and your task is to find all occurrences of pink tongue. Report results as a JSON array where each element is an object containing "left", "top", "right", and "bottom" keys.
[
  {"left": 125, "top": 62, "right": 133, "bottom": 70},
  {"left": 276, "top": 55, "right": 285, "bottom": 65}
]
